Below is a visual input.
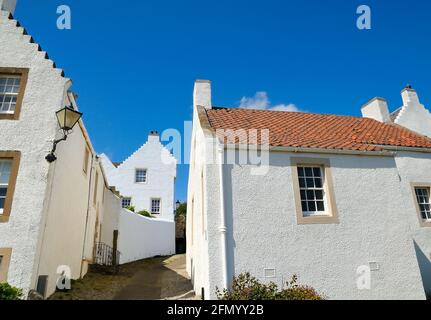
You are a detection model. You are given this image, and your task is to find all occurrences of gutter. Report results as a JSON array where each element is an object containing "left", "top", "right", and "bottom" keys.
[
  {"left": 217, "top": 144, "right": 229, "bottom": 290},
  {"left": 224, "top": 144, "right": 395, "bottom": 157},
  {"left": 270, "top": 146, "right": 395, "bottom": 156},
  {"left": 372, "top": 145, "right": 431, "bottom": 154}
]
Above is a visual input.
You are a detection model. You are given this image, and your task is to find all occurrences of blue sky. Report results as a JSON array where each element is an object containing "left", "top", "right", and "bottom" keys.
[{"left": 15, "top": 0, "right": 431, "bottom": 201}]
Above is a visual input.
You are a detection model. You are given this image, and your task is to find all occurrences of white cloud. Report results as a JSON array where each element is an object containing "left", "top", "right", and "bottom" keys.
[{"left": 239, "top": 91, "right": 301, "bottom": 112}]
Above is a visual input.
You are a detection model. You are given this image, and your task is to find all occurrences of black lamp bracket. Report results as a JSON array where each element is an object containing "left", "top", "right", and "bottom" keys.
[{"left": 45, "top": 130, "right": 69, "bottom": 163}]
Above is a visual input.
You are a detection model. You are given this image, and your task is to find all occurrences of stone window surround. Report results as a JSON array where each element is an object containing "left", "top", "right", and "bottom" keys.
[
  {"left": 411, "top": 182, "right": 431, "bottom": 228},
  {"left": 0, "top": 151, "right": 21, "bottom": 224},
  {"left": 0, "top": 248, "right": 12, "bottom": 283},
  {"left": 290, "top": 157, "right": 339, "bottom": 225},
  {"left": 0, "top": 68, "right": 29, "bottom": 121}
]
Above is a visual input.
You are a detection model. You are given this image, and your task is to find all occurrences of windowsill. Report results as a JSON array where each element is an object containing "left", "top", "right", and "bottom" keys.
[
  {"left": 303, "top": 212, "right": 330, "bottom": 217},
  {"left": 297, "top": 214, "right": 339, "bottom": 225},
  {"left": 420, "top": 219, "right": 431, "bottom": 227},
  {"left": 0, "top": 113, "right": 17, "bottom": 120}
]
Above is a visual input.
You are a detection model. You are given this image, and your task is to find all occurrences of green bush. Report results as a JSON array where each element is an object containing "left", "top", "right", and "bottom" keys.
[
  {"left": 216, "top": 273, "right": 323, "bottom": 300},
  {"left": 126, "top": 205, "right": 135, "bottom": 212},
  {"left": 176, "top": 202, "right": 187, "bottom": 217},
  {"left": 137, "top": 210, "right": 153, "bottom": 218},
  {"left": 0, "top": 283, "right": 23, "bottom": 300}
]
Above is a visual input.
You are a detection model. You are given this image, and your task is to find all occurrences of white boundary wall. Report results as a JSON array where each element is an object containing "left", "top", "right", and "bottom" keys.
[{"left": 118, "top": 209, "right": 175, "bottom": 264}]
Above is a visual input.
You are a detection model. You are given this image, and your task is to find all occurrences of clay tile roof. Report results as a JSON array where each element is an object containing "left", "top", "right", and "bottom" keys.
[{"left": 205, "top": 107, "right": 431, "bottom": 152}]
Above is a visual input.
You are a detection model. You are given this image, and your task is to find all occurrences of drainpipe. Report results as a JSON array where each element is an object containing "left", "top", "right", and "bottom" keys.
[{"left": 217, "top": 145, "right": 229, "bottom": 290}]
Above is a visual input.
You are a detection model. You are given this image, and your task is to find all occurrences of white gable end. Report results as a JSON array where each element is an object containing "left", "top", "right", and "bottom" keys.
[
  {"left": 101, "top": 133, "right": 177, "bottom": 221},
  {"left": 394, "top": 87, "right": 431, "bottom": 138}
]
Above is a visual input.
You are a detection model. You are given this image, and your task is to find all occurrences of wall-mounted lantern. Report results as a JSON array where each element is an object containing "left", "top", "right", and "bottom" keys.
[{"left": 45, "top": 106, "right": 83, "bottom": 163}]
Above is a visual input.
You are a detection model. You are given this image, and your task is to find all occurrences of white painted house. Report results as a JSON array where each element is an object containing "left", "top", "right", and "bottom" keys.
[
  {"left": 0, "top": 1, "right": 121, "bottom": 298},
  {"left": 100, "top": 132, "right": 177, "bottom": 262},
  {"left": 100, "top": 132, "right": 177, "bottom": 221},
  {"left": 187, "top": 80, "right": 431, "bottom": 300}
]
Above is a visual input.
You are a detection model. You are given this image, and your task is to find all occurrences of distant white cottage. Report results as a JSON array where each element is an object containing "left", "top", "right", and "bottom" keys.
[
  {"left": 187, "top": 80, "right": 431, "bottom": 300},
  {"left": 101, "top": 131, "right": 177, "bottom": 221}
]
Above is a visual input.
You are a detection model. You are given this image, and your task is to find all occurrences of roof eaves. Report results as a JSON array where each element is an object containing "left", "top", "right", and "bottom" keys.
[{"left": 197, "top": 105, "right": 216, "bottom": 136}]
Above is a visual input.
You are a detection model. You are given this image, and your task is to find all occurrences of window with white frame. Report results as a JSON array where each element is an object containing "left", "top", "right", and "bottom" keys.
[
  {"left": 122, "top": 197, "right": 132, "bottom": 208},
  {"left": 135, "top": 169, "right": 147, "bottom": 183},
  {"left": 0, "top": 76, "right": 21, "bottom": 114},
  {"left": 297, "top": 166, "right": 327, "bottom": 216},
  {"left": 415, "top": 187, "right": 431, "bottom": 221},
  {"left": 0, "top": 159, "right": 12, "bottom": 214},
  {"left": 151, "top": 199, "right": 161, "bottom": 215}
]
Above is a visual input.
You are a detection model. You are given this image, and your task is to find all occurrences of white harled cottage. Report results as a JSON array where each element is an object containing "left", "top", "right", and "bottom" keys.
[
  {"left": 187, "top": 80, "right": 431, "bottom": 300},
  {"left": 0, "top": 1, "right": 121, "bottom": 298},
  {"left": 99, "top": 132, "right": 177, "bottom": 262},
  {"left": 100, "top": 131, "right": 177, "bottom": 221}
]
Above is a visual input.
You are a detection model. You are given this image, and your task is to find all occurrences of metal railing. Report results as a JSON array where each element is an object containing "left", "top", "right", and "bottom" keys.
[{"left": 93, "top": 242, "right": 120, "bottom": 267}]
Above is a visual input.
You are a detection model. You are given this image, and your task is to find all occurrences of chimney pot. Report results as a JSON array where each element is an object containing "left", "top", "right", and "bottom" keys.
[
  {"left": 401, "top": 85, "right": 420, "bottom": 106},
  {"left": 361, "top": 97, "right": 391, "bottom": 123},
  {"left": 148, "top": 130, "right": 160, "bottom": 143}
]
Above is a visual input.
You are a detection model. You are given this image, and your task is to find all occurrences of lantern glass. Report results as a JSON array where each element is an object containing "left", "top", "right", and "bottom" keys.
[{"left": 56, "top": 107, "right": 82, "bottom": 131}]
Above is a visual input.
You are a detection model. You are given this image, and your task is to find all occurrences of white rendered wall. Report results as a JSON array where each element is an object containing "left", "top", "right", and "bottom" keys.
[
  {"left": 186, "top": 89, "right": 212, "bottom": 298},
  {"left": 118, "top": 209, "right": 175, "bottom": 264},
  {"left": 37, "top": 123, "right": 98, "bottom": 297},
  {"left": 395, "top": 152, "right": 431, "bottom": 295},
  {"left": 194, "top": 149, "right": 427, "bottom": 299},
  {"left": 100, "top": 136, "right": 177, "bottom": 221},
  {"left": 0, "top": 10, "right": 69, "bottom": 295},
  {"left": 101, "top": 185, "right": 121, "bottom": 248}
]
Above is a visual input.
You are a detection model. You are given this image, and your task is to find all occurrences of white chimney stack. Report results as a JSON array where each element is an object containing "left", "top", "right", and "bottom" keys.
[
  {"left": 361, "top": 97, "right": 391, "bottom": 123},
  {"left": 193, "top": 80, "right": 212, "bottom": 109},
  {"left": 401, "top": 85, "right": 420, "bottom": 106},
  {"left": 0, "top": 0, "right": 17, "bottom": 14},
  {"left": 148, "top": 130, "right": 160, "bottom": 143}
]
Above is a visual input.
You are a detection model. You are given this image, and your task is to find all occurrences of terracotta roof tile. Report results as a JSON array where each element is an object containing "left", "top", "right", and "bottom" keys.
[{"left": 205, "top": 107, "right": 431, "bottom": 152}]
